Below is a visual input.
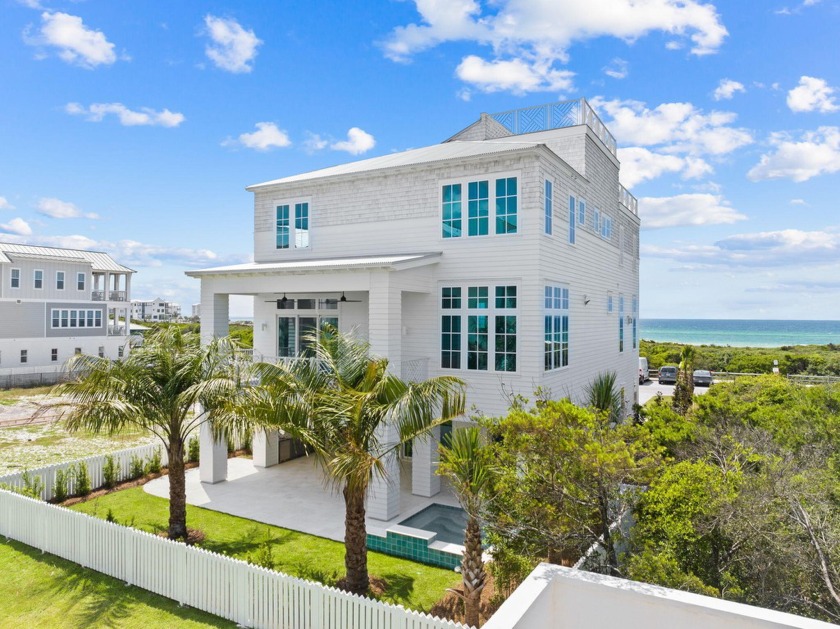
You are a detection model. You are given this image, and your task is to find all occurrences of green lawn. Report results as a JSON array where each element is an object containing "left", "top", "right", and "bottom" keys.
[
  {"left": 71, "top": 487, "right": 459, "bottom": 612},
  {"left": 0, "top": 538, "right": 232, "bottom": 628}
]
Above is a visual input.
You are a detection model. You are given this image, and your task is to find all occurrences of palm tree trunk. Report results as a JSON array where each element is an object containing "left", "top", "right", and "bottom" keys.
[
  {"left": 168, "top": 439, "right": 188, "bottom": 540},
  {"left": 343, "top": 484, "right": 369, "bottom": 595},
  {"left": 462, "top": 515, "right": 485, "bottom": 628}
]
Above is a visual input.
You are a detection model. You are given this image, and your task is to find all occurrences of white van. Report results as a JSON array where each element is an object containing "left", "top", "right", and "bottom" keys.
[{"left": 638, "top": 357, "right": 649, "bottom": 384}]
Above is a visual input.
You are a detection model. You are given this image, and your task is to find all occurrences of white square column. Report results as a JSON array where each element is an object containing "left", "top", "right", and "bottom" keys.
[
  {"left": 252, "top": 429, "right": 280, "bottom": 468},
  {"left": 200, "top": 283, "right": 230, "bottom": 343},
  {"left": 366, "top": 270, "right": 402, "bottom": 521},
  {"left": 412, "top": 425, "right": 441, "bottom": 497},
  {"left": 199, "top": 412, "right": 228, "bottom": 484},
  {"left": 198, "top": 282, "right": 230, "bottom": 484}
]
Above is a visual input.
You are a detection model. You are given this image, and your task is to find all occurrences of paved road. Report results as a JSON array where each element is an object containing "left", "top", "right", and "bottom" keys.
[{"left": 639, "top": 379, "right": 712, "bottom": 405}]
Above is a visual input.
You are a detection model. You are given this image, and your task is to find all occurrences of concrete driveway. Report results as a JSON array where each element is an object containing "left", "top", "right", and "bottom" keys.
[{"left": 639, "top": 379, "right": 712, "bottom": 405}]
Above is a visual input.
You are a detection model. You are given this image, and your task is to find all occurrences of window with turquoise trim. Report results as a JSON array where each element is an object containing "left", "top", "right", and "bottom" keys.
[
  {"left": 544, "top": 285, "right": 570, "bottom": 370},
  {"left": 495, "top": 285, "right": 516, "bottom": 309},
  {"left": 495, "top": 177, "right": 517, "bottom": 234},
  {"left": 568, "top": 196, "right": 576, "bottom": 244},
  {"left": 468, "top": 286, "right": 489, "bottom": 309},
  {"left": 632, "top": 295, "right": 638, "bottom": 349},
  {"left": 468, "top": 181, "right": 489, "bottom": 236},
  {"left": 276, "top": 204, "right": 290, "bottom": 249},
  {"left": 442, "top": 286, "right": 461, "bottom": 309},
  {"left": 294, "top": 203, "right": 309, "bottom": 248},
  {"left": 544, "top": 180, "right": 553, "bottom": 235},
  {"left": 442, "top": 184, "right": 462, "bottom": 238},
  {"left": 467, "top": 315, "right": 488, "bottom": 370},
  {"left": 441, "top": 315, "right": 461, "bottom": 368},
  {"left": 495, "top": 315, "right": 516, "bottom": 372}
]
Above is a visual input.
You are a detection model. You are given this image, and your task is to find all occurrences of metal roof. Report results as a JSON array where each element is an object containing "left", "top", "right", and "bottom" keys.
[
  {"left": 186, "top": 253, "right": 442, "bottom": 277},
  {"left": 0, "top": 242, "right": 134, "bottom": 273},
  {"left": 246, "top": 141, "right": 540, "bottom": 189}
]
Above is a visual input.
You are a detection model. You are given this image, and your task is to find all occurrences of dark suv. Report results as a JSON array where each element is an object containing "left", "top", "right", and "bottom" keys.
[{"left": 658, "top": 365, "right": 678, "bottom": 385}]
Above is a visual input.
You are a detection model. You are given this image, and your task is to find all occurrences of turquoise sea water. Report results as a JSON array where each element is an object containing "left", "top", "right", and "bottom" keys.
[{"left": 640, "top": 319, "right": 840, "bottom": 347}]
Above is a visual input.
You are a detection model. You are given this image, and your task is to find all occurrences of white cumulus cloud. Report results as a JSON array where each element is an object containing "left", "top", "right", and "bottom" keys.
[
  {"left": 37, "top": 197, "right": 99, "bottom": 219},
  {"left": 27, "top": 11, "right": 116, "bottom": 68},
  {"left": 713, "top": 78, "right": 745, "bottom": 100},
  {"left": 225, "top": 122, "right": 291, "bottom": 151},
  {"left": 747, "top": 127, "right": 840, "bottom": 182},
  {"left": 638, "top": 193, "right": 746, "bottom": 229},
  {"left": 203, "top": 15, "right": 261, "bottom": 74},
  {"left": 603, "top": 58, "right": 629, "bottom": 80},
  {"left": 455, "top": 55, "right": 574, "bottom": 94},
  {"left": 331, "top": 128, "right": 376, "bottom": 155},
  {"left": 787, "top": 76, "right": 839, "bottom": 113},
  {"left": 0, "top": 197, "right": 13, "bottom": 210},
  {"left": 0, "top": 218, "right": 32, "bottom": 236},
  {"left": 65, "top": 102, "right": 185, "bottom": 127},
  {"left": 618, "top": 147, "right": 712, "bottom": 188}
]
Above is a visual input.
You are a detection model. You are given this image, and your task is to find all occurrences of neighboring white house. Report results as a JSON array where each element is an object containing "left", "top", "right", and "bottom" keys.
[
  {"left": 191, "top": 303, "right": 200, "bottom": 319},
  {"left": 187, "top": 99, "right": 641, "bottom": 521},
  {"left": 0, "top": 242, "right": 134, "bottom": 384},
  {"left": 131, "top": 297, "right": 181, "bottom": 322}
]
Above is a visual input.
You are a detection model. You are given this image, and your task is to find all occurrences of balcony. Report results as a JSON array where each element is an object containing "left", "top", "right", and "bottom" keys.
[
  {"left": 109, "top": 291, "right": 127, "bottom": 302},
  {"left": 91, "top": 290, "right": 106, "bottom": 301},
  {"left": 91, "top": 290, "right": 128, "bottom": 302},
  {"left": 619, "top": 184, "right": 638, "bottom": 216}
]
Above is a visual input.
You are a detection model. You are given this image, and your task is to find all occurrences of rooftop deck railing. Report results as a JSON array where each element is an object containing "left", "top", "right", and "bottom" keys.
[
  {"left": 619, "top": 184, "right": 638, "bottom": 215},
  {"left": 489, "top": 98, "right": 618, "bottom": 156}
]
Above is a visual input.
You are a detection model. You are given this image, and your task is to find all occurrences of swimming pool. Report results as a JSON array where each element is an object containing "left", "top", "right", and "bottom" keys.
[{"left": 398, "top": 504, "right": 467, "bottom": 546}]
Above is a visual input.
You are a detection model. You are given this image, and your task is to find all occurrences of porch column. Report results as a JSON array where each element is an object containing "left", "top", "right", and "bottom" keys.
[
  {"left": 412, "top": 425, "right": 441, "bottom": 497},
  {"left": 252, "top": 429, "right": 280, "bottom": 468},
  {"left": 104, "top": 272, "right": 111, "bottom": 300},
  {"left": 367, "top": 270, "right": 402, "bottom": 520},
  {"left": 198, "top": 282, "right": 229, "bottom": 483},
  {"left": 125, "top": 273, "right": 132, "bottom": 302}
]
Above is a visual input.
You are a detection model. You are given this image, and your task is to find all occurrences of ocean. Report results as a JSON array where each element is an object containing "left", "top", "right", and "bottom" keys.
[{"left": 640, "top": 319, "right": 840, "bottom": 348}]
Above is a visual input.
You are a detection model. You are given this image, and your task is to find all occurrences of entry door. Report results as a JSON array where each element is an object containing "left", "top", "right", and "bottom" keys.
[{"left": 278, "top": 316, "right": 338, "bottom": 357}]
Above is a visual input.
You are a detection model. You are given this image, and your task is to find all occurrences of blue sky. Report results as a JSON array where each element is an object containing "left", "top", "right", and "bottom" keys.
[{"left": 1, "top": 0, "right": 838, "bottom": 319}]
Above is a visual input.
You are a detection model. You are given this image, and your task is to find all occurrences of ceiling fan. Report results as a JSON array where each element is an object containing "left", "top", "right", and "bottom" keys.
[{"left": 263, "top": 292, "right": 362, "bottom": 307}]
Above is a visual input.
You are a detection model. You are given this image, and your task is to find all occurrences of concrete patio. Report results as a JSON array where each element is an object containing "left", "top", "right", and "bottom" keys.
[{"left": 144, "top": 455, "right": 460, "bottom": 542}]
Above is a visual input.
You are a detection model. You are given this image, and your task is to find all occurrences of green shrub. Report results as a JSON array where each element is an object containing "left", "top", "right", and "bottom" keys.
[
  {"left": 53, "top": 468, "right": 68, "bottom": 502},
  {"left": 20, "top": 471, "right": 44, "bottom": 500},
  {"left": 247, "top": 528, "right": 276, "bottom": 570},
  {"left": 145, "top": 450, "right": 162, "bottom": 475},
  {"left": 242, "top": 430, "right": 252, "bottom": 453},
  {"left": 103, "top": 455, "right": 120, "bottom": 489},
  {"left": 106, "top": 508, "right": 117, "bottom": 524},
  {"left": 129, "top": 454, "right": 145, "bottom": 479},
  {"left": 74, "top": 462, "right": 91, "bottom": 496},
  {"left": 188, "top": 437, "right": 200, "bottom": 463}
]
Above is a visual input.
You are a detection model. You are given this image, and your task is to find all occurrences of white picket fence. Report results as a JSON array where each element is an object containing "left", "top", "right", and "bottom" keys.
[
  {"left": 0, "top": 442, "right": 169, "bottom": 501},
  {"left": 0, "top": 490, "right": 468, "bottom": 629}
]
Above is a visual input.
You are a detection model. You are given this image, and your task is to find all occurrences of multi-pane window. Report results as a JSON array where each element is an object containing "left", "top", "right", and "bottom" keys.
[
  {"left": 468, "top": 181, "right": 489, "bottom": 236},
  {"left": 118, "top": 346, "right": 124, "bottom": 358},
  {"left": 51, "top": 309, "right": 103, "bottom": 329},
  {"left": 10, "top": 268, "right": 20, "bottom": 289},
  {"left": 495, "top": 177, "right": 517, "bottom": 234},
  {"left": 51, "top": 348, "right": 58, "bottom": 362},
  {"left": 568, "top": 196, "right": 576, "bottom": 244},
  {"left": 56, "top": 271, "right": 65, "bottom": 290},
  {"left": 294, "top": 203, "right": 310, "bottom": 248},
  {"left": 544, "top": 285, "right": 570, "bottom": 371},
  {"left": 594, "top": 209, "right": 601, "bottom": 234},
  {"left": 619, "top": 295, "right": 625, "bottom": 352},
  {"left": 442, "top": 184, "right": 462, "bottom": 238},
  {"left": 441, "top": 284, "right": 517, "bottom": 372},
  {"left": 601, "top": 216, "right": 613, "bottom": 240},
  {"left": 276, "top": 204, "right": 290, "bottom": 249},
  {"left": 20, "top": 350, "right": 27, "bottom": 364},
  {"left": 544, "top": 180, "right": 553, "bottom": 235},
  {"left": 632, "top": 295, "right": 638, "bottom": 349},
  {"left": 578, "top": 199, "right": 586, "bottom": 225},
  {"left": 34, "top": 270, "right": 43, "bottom": 289},
  {"left": 77, "top": 272, "right": 85, "bottom": 291}
]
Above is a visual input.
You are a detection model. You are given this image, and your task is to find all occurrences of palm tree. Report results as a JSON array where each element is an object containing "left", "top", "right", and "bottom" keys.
[
  {"left": 585, "top": 371, "right": 622, "bottom": 423},
  {"left": 231, "top": 326, "right": 466, "bottom": 595},
  {"left": 438, "top": 426, "right": 493, "bottom": 628},
  {"left": 58, "top": 328, "right": 240, "bottom": 540},
  {"left": 673, "top": 345, "right": 696, "bottom": 415}
]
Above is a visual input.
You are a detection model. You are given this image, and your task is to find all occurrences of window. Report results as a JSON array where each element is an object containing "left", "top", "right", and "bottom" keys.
[
  {"left": 441, "top": 284, "right": 517, "bottom": 372},
  {"left": 602, "top": 216, "right": 613, "bottom": 240},
  {"left": 468, "top": 181, "right": 489, "bottom": 236},
  {"left": 544, "top": 285, "right": 570, "bottom": 371},
  {"left": 34, "top": 270, "right": 43, "bottom": 289},
  {"left": 607, "top": 294, "right": 614, "bottom": 313},
  {"left": 277, "top": 308, "right": 339, "bottom": 357},
  {"left": 442, "top": 184, "right": 462, "bottom": 238},
  {"left": 593, "top": 209, "right": 600, "bottom": 234},
  {"left": 20, "top": 350, "right": 27, "bottom": 364},
  {"left": 619, "top": 294, "right": 625, "bottom": 353},
  {"left": 294, "top": 202, "right": 310, "bottom": 248},
  {"left": 578, "top": 199, "right": 586, "bottom": 225},
  {"left": 77, "top": 272, "right": 85, "bottom": 291},
  {"left": 98, "top": 346, "right": 105, "bottom": 358},
  {"left": 118, "top": 346, "right": 124, "bottom": 358},
  {"left": 10, "top": 268, "right": 20, "bottom": 289},
  {"left": 568, "top": 196, "right": 576, "bottom": 244},
  {"left": 544, "top": 180, "right": 553, "bottom": 235},
  {"left": 276, "top": 204, "right": 290, "bottom": 249},
  {"left": 51, "top": 348, "right": 58, "bottom": 362},
  {"left": 56, "top": 271, "right": 65, "bottom": 290},
  {"left": 51, "top": 309, "right": 103, "bottom": 329},
  {"left": 632, "top": 295, "right": 638, "bottom": 350},
  {"left": 495, "top": 177, "right": 517, "bottom": 234}
]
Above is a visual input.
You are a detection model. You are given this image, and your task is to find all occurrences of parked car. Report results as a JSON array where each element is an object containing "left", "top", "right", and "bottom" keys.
[
  {"left": 693, "top": 369, "right": 713, "bottom": 387},
  {"left": 658, "top": 365, "right": 678, "bottom": 385},
  {"left": 639, "top": 357, "right": 649, "bottom": 384}
]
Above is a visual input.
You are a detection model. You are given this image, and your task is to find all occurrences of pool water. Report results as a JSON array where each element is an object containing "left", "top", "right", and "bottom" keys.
[{"left": 398, "top": 504, "right": 468, "bottom": 546}]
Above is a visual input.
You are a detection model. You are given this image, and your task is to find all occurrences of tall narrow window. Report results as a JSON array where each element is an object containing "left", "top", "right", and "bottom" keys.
[
  {"left": 593, "top": 209, "right": 600, "bottom": 234},
  {"left": 468, "top": 181, "right": 489, "bottom": 236},
  {"left": 544, "top": 285, "right": 570, "bottom": 370},
  {"left": 34, "top": 270, "right": 43, "bottom": 289},
  {"left": 94, "top": 311, "right": 102, "bottom": 327},
  {"left": 578, "top": 199, "right": 586, "bottom": 225},
  {"left": 568, "top": 196, "right": 576, "bottom": 244},
  {"left": 442, "top": 184, "right": 462, "bottom": 238},
  {"left": 441, "top": 315, "right": 461, "bottom": 369},
  {"left": 10, "top": 268, "right": 20, "bottom": 289},
  {"left": 544, "top": 180, "right": 553, "bottom": 235},
  {"left": 619, "top": 294, "right": 625, "bottom": 353},
  {"left": 278, "top": 317, "right": 297, "bottom": 357},
  {"left": 51, "top": 349, "right": 58, "bottom": 362},
  {"left": 20, "top": 350, "right": 27, "bottom": 364},
  {"left": 467, "top": 315, "right": 488, "bottom": 370},
  {"left": 276, "top": 205, "right": 290, "bottom": 249},
  {"left": 294, "top": 202, "right": 310, "bottom": 248},
  {"left": 51, "top": 309, "right": 59, "bottom": 328},
  {"left": 495, "top": 177, "right": 517, "bottom": 234},
  {"left": 495, "top": 316, "right": 516, "bottom": 372},
  {"left": 77, "top": 272, "right": 85, "bottom": 291},
  {"left": 632, "top": 295, "right": 638, "bottom": 350},
  {"left": 56, "top": 271, "right": 65, "bottom": 290}
]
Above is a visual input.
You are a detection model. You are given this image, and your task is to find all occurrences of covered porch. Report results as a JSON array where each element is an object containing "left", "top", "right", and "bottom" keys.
[{"left": 185, "top": 253, "right": 446, "bottom": 522}]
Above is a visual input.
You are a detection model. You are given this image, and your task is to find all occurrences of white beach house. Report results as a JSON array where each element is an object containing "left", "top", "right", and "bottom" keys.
[{"left": 187, "top": 99, "right": 641, "bottom": 521}]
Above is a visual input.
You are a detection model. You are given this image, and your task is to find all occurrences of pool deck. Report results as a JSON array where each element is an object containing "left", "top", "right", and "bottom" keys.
[{"left": 144, "top": 456, "right": 460, "bottom": 542}]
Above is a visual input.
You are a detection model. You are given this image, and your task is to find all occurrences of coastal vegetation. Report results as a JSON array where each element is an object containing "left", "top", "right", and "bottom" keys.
[{"left": 641, "top": 339, "right": 840, "bottom": 376}]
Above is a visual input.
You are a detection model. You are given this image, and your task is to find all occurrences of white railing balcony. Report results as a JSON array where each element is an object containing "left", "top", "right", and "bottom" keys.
[
  {"left": 401, "top": 357, "right": 429, "bottom": 383},
  {"left": 619, "top": 184, "right": 638, "bottom": 215},
  {"left": 108, "top": 325, "right": 126, "bottom": 336},
  {"left": 109, "top": 291, "right": 127, "bottom": 301},
  {"left": 91, "top": 290, "right": 106, "bottom": 301}
]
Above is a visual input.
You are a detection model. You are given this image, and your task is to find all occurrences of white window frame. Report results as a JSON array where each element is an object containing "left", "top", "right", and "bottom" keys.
[
  {"left": 34, "top": 269, "right": 44, "bottom": 290},
  {"left": 544, "top": 179, "right": 553, "bottom": 235},
  {"left": 20, "top": 349, "right": 27, "bottom": 364},
  {"left": 77, "top": 272, "right": 86, "bottom": 291},
  {"left": 439, "top": 171, "right": 521, "bottom": 240},
  {"left": 544, "top": 284, "right": 570, "bottom": 371},
  {"left": 56, "top": 271, "right": 65, "bottom": 290},
  {"left": 274, "top": 198, "right": 312, "bottom": 251},
  {"left": 578, "top": 198, "right": 586, "bottom": 225},
  {"left": 568, "top": 195, "right": 576, "bottom": 244},
  {"left": 50, "top": 308, "right": 104, "bottom": 329},
  {"left": 10, "top": 268, "right": 20, "bottom": 289}
]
